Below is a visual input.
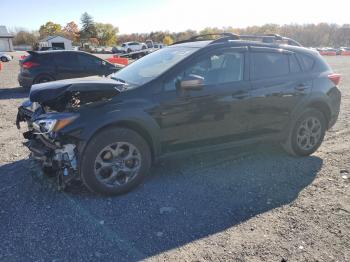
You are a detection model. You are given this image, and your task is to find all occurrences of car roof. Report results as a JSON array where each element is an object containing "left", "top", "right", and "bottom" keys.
[
  {"left": 172, "top": 39, "right": 319, "bottom": 57},
  {"left": 169, "top": 40, "right": 212, "bottom": 48},
  {"left": 28, "top": 50, "right": 92, "bottom": 56}
]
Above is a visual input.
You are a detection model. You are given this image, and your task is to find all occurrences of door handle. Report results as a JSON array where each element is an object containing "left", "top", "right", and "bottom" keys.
[{"left": 295, "top": 84, "right": 308, "bottom": 91}]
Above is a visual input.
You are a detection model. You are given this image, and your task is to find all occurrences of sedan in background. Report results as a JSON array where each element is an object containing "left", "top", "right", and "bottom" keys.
[
  {"left": 0, "top": 52, "right": 13, "bottom": 62},
  {"left": 18, "top": 50, "right": 120, "bottom": 89}
]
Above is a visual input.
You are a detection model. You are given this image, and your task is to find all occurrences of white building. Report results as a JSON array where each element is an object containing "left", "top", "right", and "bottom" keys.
[
  {"left": 0, "top": 26, "right": 14, "bottom": 52},
  {"left": 39, "top": 35, "right": 73, "bottom": 50}
]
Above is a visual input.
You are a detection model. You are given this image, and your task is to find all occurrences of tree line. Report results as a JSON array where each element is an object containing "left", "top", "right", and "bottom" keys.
[
  {"left": 12, "top": 19, "right": 350, "bottom": 48},
  {"left": 119, "top": 23, "right": 350, "bottom": 47},
  {"left": 12, "top": 12, "right": 119, "bottom": 47}
]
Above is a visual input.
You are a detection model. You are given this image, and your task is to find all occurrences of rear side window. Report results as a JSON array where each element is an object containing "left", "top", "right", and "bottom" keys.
[
  {"left": 37, "top": 54, "right": 54, "bottom": 64},
  {"left": 54, "top": 53, "right": 79, "bottom": 67},
  {"left": 78, "top": 54, "right": 101, "bottom": 68},
  {"left": 251, "top": 52, "right": 289, "bottom": 80},
  {"left": 289, "top": 54, "right": 301, "bottom": 73},
  {"left": 297, "top": 54, "right": 315, "bottom": 71}
]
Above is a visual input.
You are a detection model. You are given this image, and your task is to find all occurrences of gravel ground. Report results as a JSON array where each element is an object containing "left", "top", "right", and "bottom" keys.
[{"left": 0, "top": 52, "right": 349, "bottom": 262}]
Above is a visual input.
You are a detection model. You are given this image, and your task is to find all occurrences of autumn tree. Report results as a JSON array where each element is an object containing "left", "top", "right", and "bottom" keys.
[
  {"left": 95, "top": 23, "right": 118, "bottom": 46},
  {"left": 63, "top": 21, "right": 80, "bottom": 43},
  {"left": 39, "top": 21, "right": 62, "bottom": 38},
  {"left": 163, "top": 35, "right": 173, "bottom": 45}
]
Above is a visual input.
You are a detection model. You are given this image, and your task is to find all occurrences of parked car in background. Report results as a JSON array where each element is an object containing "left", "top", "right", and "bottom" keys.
[
  {"left": 338, "top": 47, "right": 350, "bottom": 55},
  {"left": 152, "top": 43, "right": 165, "bottom": 49},
  {"left": 18, "top": 50, "right": 119, "bottom": 89},
  {"left": 112, "top": 46, "right": 125, "bottom": 54},
  {"left": 318, "top": 48, "right": 337, "bottom": 56},
  {"left": 145, "top": 39, "right": 165, "bottom": 50},
  {"left": 16, "top": 33, "right": 341, "bottom": 195},
  {"left": 0, "top": 52, "right": 13, "bottom": 62},
  {"left": 39, "top": 46, "right": 64, "bottom": 51},
  {"left": 91, "top": 47, "right": 113, "bottom": 54},
  {"left": 121, "top": 42, "right": 147, "bottom": 53}
]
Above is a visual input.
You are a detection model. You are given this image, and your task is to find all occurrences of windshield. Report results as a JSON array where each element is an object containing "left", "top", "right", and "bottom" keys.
[{"left": 110, "top": 46, "right": 199, "bottom": 85}]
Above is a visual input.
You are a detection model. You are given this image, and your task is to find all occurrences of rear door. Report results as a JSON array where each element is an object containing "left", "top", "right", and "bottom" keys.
[
  {"left": 54, "top": 52, "right": 85, "bottom": 80},
  {"left": 248, "top": 47, "right": 311, "bottom": 136}
]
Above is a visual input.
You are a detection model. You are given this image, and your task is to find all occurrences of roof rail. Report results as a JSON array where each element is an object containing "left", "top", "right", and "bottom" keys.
[
  {"left": 171, "top": 33, "right": 239, "bottom": 45},
  {"left": 171, "top": 33, "right": 302, "bottom": 47},
  {"left": 239, "top": 34, "right": 302, "bottom": 46}
]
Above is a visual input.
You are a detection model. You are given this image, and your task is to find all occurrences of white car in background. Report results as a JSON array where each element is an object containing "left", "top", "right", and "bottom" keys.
[
  {"left": 121, "top": 42, "right": 147, "bottom": 53},
  {"left": 0, "top": 53, "right": 13, "bottom": 62}
]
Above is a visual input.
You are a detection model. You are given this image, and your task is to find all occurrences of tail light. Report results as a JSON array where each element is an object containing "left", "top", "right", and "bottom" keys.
[
  {"left": 328, "top": 73, "right": 341, "bottom": 86},
  {"left": 22, "top": 61, "right": 39, "bottom": 69}
]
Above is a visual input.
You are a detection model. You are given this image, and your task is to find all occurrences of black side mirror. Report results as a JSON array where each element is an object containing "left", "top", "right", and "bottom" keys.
[{"left": 180, "top": 74, "right": 204, "bottom": 91}]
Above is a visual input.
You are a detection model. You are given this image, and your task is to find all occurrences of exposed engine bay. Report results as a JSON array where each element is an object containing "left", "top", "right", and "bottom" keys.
[{"left": 16, "top": 78, "right": 123, "bottom": 189}]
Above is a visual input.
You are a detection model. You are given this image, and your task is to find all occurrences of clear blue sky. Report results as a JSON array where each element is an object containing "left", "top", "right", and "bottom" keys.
[{"left": 1, "top": 0, "right": 349, "bottom": 34}]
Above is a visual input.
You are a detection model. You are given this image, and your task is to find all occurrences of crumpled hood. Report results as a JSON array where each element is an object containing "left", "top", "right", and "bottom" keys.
[{"left": 29, "top": 77, "right": 123, "bottom": 111}]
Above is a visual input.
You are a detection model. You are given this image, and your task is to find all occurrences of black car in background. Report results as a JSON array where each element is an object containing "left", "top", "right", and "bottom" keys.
[
  {"left": 18, "top": 50, "right": 119, "bottom": 88},
  {"left": 16, "top": 33, "right": 341, "bottom": 195}
]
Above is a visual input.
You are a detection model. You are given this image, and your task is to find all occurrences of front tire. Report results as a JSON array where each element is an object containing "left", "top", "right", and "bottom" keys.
[
  {"left": 1, "top": 56, "right": 8, "bottom": 62},
  {"left": 283, "top": 109, "right": 326, "bottom": 156},
  {"left": 81, "top": 128, "right": 151, "bottom": 195}
]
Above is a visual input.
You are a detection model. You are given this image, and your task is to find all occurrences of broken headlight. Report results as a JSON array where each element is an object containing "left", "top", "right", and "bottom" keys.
[{"left": 34, "top": 115, "right": 78, "bottom": 134}]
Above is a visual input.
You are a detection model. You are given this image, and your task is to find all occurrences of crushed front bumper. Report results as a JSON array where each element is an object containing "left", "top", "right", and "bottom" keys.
[{"left": 16, "top": 105, "right": 79, "bottom": 189}]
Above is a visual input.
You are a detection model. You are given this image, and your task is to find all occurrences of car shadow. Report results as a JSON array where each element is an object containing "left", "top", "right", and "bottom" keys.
[
  {"left": 0, "top": 145, "right": 323, "bottom": 261},
  {"left": 0, "top": 87, "right": 28, "bottom": 100}
]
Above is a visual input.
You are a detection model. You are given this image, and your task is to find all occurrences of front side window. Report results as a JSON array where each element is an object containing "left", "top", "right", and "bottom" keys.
[
  {"left": 110, "top": 46, "right": 199, "bottom": 85},
  {"left": 164, "top": 49, "right": 244, "bottom": 91},
  {"left": 78, "top": 54, "right": 101, "bottom": 68},
  {"left": 251, "top": 52, "right": 289, "bottom": 80}
]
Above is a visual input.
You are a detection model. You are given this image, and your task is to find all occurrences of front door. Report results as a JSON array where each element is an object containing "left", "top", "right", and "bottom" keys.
[{"left": 151, "top": 47, "right": 252, "bottom": 153}]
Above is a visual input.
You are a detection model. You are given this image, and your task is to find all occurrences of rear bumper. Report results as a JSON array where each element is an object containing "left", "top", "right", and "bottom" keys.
[{"left": 328, "top": 87, "right": 341, "bottom": 129}]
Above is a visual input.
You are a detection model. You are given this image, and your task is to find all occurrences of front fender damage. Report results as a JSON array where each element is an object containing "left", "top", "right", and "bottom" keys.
[{"left": 17, "top": 78, "right": 125, "bottom": 190}]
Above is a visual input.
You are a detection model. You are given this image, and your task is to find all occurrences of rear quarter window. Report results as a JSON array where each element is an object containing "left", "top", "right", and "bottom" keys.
[{"left": 297, "top": 54, "right": 315, "bottom": 71}]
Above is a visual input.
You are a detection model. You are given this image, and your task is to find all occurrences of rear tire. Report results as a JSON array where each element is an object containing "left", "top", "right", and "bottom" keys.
[
  {"left": 283, "top": 109, "right": 326, "bottom": 156},
  {"left": 80, "top": 128, "right": 151, "bottom": 195},
  {"left": 1, "top": 56, "right": 8, "bottom": 62}
]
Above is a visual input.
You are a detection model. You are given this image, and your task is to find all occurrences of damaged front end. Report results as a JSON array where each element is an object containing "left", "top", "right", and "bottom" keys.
[{"left": 16, "top": 78, "right": 122, "bottom": 190}]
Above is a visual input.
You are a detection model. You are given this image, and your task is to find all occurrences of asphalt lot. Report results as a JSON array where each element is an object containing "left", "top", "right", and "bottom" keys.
[{"left": 0, "top": 52, "right": 349, "bottom": 261}]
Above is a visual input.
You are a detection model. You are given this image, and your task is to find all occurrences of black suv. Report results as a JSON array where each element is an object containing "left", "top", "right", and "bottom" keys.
[
  {"left": 18, "top": 50, "right": 118, "bottom": 89},
  {"left": 16, "top": 33, "right": 341, "bottom": 195}
]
